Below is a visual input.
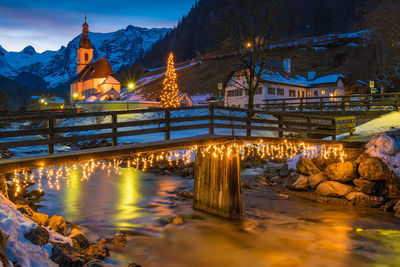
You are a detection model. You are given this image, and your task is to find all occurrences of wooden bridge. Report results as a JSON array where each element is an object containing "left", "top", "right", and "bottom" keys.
[
  {"left": 264, "top": 93, "right": 399, "bottom": 114},
  {"left": 0, "top": 106, "right": 365, "bottom": 219}
]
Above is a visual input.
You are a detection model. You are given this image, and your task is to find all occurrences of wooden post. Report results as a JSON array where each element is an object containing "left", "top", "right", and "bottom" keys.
[
  {"left": 320, "top": 98, "right": 324, "bottom": 111},
  {"left": 246, "top": 109, "right": 251, "bottom": 137},
  {"left": 341, "top": 97, "right": 345, "bottom": 111},
  {"left": 395, "top": 95, "right": 399, "bottom": 111},
  {"left": 209, "top": 105, "right": 214, "bottom": 135},
  {"left": 300, "top": 98, "right": 304, "bottom": 112},
  {"left": 165, "top": 109, "right": 170, "bottom": 140},
  {"left": 111, "top": 113, "right": 117, "bottom": 146},
  {"left": 282, "top": 99, "right": 286, "bottom": 111},
  {"left": 278, "top": 113, "right": 284, "bottom": 138},
  {"left": 193, "top": 145, "right": 242, "bottom": 219},
  {"left": 332, "top": 118, "right": 337, "bottom": 141},
  {"left": 265, "top": 100, "right": 269, "bottom": 112},
  {"left": 306, "top": 115, "right": 311, "bottom": 139},
  {"left": 47, "top": 118, "right": 54, "bottom": 154}
]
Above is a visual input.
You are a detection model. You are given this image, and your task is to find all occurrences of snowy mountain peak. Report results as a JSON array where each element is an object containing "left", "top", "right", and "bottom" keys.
[
  {"left": 21, "top": 46, "right": 36, "bottom": 55},
  {"left": 0, "top": 26, "right": 170, "bottom": 88}
]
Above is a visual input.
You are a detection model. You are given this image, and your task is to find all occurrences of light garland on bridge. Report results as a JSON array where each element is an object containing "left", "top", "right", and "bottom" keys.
[{"left": 10, "top": 140, "right": 346, "bottom": 196}]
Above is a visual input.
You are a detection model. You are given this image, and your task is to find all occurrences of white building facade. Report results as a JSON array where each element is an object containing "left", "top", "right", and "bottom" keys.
[{"left": 224, "top": 71, "right": 346, "bottom": 109}]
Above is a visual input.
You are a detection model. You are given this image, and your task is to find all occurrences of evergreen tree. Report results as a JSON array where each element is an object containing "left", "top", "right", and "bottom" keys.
[{"left": 160, "top": 53, "right": 180, "bottom": 108}]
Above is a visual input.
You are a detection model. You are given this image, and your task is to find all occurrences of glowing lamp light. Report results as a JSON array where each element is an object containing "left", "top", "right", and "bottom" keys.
[
  {"left": 246, "top": 42, "right": 252, "bottom": 48},
  {"left": 73, "top": 93, "right": 78, "bottom": 99},
  {"left": 44, "top": 102, "right": 48, "bottom": 105},
  {"left": 40, "top": 99, "right": 45, "bottom": 103},
  {"left": 128, "top": 83, "right": 135, "bottom": 90}
]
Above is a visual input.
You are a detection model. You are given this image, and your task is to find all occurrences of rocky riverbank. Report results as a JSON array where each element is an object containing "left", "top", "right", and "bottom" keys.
[
  {"left": 0, "top": 173, "right": 141, "bottom": 267},
  {"left": 249, "top": 130, "right": 400, "bottom": 217}
]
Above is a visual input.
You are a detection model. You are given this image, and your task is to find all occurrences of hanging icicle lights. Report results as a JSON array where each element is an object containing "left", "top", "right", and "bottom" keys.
[
  {"left": 160, "top": 52, "right": 180, "bottom": 108},
  {"left": 10, "top": 140, "right": 346, "bottom": 196}
]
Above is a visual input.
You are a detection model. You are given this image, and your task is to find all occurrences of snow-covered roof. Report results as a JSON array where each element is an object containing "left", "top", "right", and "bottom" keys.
[
  {"left": 31, "top": 96, "right": 65, "bottom": 103},
  {"left": 260, "top": 71, "right": 345, "bottom": 88}
]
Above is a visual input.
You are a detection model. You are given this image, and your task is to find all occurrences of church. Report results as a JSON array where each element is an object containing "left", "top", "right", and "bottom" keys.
[{"left": 70, "top": 19, "right": 121, "bottom": 102}]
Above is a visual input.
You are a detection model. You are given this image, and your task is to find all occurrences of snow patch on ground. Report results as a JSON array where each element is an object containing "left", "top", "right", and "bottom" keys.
[
  {"left": 355, "top": 111, "right": 400, "bottom": 136},
  {"left": 0, "top": 193, "right": 71, "bottom": 266},
  {"left": 364, "top": 131, "right": 400, "bottom": 177}
]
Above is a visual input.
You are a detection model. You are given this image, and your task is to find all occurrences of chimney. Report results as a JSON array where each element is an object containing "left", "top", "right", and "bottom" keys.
[
  {"left": 308, "top": 71, "right": 317, "bottom": 81},
  {"left": 283, "top": 58, "right": 291, "bottom": 73}
]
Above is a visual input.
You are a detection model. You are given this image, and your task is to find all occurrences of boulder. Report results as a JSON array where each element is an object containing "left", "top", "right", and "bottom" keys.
[
  {"left": 358, "top": 157, "right": 387, "bottom": 181},
  {"left": 366, "top": 134, "right": 399, "bottom": 156},
  {"left": 353, "top": 178, "right": 376, "bottom": 195},
  {"left": 0, "top": 175, "right": 8, "bottom": 199},
  {"left": 69, "top": 229, "right": 90, "bottom": 250},
  {"left": 83, "top": 260, "right": 105, "bottom": 267},
  {"left": 0, "top": 229, "right": 9, "bottom": 267},
  {"left": 296, "top": 158, "right": 320, "bottom": 176},
  {"left": 309, "top": 173, "right": 328, "bottom": 189},
  {"left": 288, "top": 175, "right": 309, "bottom": 191},
  {"left": 47, "top": 215, "right": 67, "bottom": 236},
  {"left": 315, "top": 181, "right": 353, "bottom": 197},
  {"left": 324, "top": 161, "right": 356, "bottom": 183},
  {"left": 311, "top": 157, "right": 326, "bottom": 171},
  {"left": 87, "top": 244, "right": 110, "bottom": 260},
  {"left": 128, "top": 263, "right": 142, "bottom": 267},
  {"left": 51, "top": 242, "right": 87, "bottom": 267},
  {"left": 345, "top": 192, "right": 383, "bottom": 207},
  {"left": 31, "top": 212, "right": 50, "bottom": 226},
  {"left": 24, "top": 226, "right": 50, "bottom": 246}
]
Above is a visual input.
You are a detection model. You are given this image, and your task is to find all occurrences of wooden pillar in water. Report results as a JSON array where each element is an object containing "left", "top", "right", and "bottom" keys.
[{"left": 193, "top": 145, "right": 242, "bottom": 219}]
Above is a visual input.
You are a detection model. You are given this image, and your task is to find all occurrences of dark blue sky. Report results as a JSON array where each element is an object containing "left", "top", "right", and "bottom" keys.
[{"left": 0, "top": 0, "right": 196, "bottom": 52}]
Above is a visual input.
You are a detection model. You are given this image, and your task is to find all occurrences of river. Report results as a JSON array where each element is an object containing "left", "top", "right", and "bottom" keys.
[{"left": 37, "top": 164, "right": 400, "bottom": 267}]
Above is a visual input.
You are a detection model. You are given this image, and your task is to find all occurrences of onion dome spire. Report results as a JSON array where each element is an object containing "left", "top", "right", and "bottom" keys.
[{"left": 79, "top": 13, "right": 92, "bottom": 49}]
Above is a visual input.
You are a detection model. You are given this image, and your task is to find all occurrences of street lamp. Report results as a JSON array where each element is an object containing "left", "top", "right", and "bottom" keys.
[
  {"left": 126, "top": 82, "right": 135, "bottom": 110},
  {"left": 246, "top": 42, "right": 252, "bottom": 48}
]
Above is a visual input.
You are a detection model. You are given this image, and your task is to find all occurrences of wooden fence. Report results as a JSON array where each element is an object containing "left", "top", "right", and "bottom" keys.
[
  {"left": 264, "top": 93, "right": 400, "bottom": 112},
  {"left": 0, "top": 106, "right": 355, "bottom": 155}
]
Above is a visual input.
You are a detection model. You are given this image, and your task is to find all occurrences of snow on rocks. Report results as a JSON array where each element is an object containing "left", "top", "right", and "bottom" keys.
[{"left": 0, "top": 193, "right": 65, "bottom": 266}]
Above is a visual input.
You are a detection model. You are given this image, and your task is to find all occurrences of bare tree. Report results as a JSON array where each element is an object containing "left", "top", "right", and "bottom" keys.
[{"left": 226, "top": 0, "right": 282, "bottom": 111}]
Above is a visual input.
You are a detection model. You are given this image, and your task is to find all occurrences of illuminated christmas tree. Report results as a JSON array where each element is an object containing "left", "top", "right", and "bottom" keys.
[{"left": 160, "top": 53, "right": 180, "bottom": 108}]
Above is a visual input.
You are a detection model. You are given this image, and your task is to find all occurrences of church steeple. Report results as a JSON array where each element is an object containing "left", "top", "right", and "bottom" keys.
[{"left": 77, "top": 14, "right": 93, "bottom": 74}]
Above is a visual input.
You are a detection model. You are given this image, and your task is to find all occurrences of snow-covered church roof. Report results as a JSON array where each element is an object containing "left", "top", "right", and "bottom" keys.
[{"left": 260, "top": 71, "right": 345, "bottom": 88}]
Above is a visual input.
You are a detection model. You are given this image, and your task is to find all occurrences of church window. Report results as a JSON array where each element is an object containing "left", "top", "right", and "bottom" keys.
[{"left": 85, "top": 53, "right": 89, "bottom": 61}]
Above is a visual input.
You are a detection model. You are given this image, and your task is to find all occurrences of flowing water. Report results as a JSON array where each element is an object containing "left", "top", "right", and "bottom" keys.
[{"left": 38, "top": 165, "right": 400, "bottom": 267}]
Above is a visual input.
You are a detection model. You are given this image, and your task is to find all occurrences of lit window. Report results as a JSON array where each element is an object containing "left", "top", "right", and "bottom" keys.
[
  {"left": 339, "top": 90, "right": 343, "bottom": 96},
  {"left": 289, "top": 90, "right": 296, "bottom": 97},
  {"left": 277, "top": 88, "right": 284, "bottom": 96},
  {"left": 307, "top": 91, "right": 311, "bottom": 96},
  {"left": 321, "top": 90, "right": 326, "bottom": 95}
]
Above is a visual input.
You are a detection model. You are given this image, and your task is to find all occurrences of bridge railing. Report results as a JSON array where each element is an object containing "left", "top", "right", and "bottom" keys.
[
  {"left": 264, "top": 93, "right": 400, "bottom": 112},
  {"left": 0, "top": 106, "right": 355, "bottom": 155}
]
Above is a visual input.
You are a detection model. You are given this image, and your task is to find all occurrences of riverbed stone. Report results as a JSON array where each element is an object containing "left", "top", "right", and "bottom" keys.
[
  {"left": 324, "top": 161, "right": 356, "bottom": 183},
  {"left": 177, "top": 191, "right": 193, "bottom": 199},
  {"left": 309, "top": 173, "right": 328, "bottom": 189},
  {"left": 24, "top": 226, "right": 50, "bottom": 247},
  {"left": 366, "top": 134, "right": 399, "bottom": 156},
  {"left": 128, "top": 263, "right": 141, "bottom": 267},
  {"left": 47, "top": 215, "right": 67, "bottom": 236},
  {"left": 0, "top": 175, "right": 8, "bottom": 199},
  {"left": 393, "top": 200, "right": 400, "bottom": 217},
  {"left": 111, "top": 233, "right": 127, "bottom": 248},
  {"left": 83, "top": 260, "right": 105, "bottom": 267},
  {"left": 288, "top": 175, "right": 309, "bottom": 191},
  {"left": 345, "top": 192, "right": 383, "bottom": 207},
  {"left": 51, "top": 242, "right": 87, "bottom": 267},
  {"left": 353, "top": 178, "right": 376, "bottom": 195},
  {"left": 69, "top": 229, "right": 90, "bottom": 250},
  {"left": 87, "top": 243, "right": 110, "bottom": 260},
  {"left": 0, "top": 229, "right": 9, "bottom": 267},
  {"left": 171, "top": 216, "right": 184, "bottom": 225},
  {"left": 31, "top": 212, "right": 49, "bottom": 226},
  {"left": 315, "top": 181, "right": 353, "bottom": 198},
  {"left": 17, "top": 204, "right": 35, "bottom": 217},
  {"left": 358, "top": 157, "right": 387, "bottom": 181},
  {"left": 296, "top": 158, "right": 320, "bottom": 176}
]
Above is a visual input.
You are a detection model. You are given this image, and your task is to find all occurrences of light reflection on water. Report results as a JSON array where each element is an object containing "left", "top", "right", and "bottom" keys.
[{"left": 38, "top": 165, "right": 400, "bottom": 267}]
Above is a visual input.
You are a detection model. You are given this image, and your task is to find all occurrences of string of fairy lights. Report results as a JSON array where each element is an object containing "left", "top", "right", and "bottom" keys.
[
  {"left": 160, "top": 53, "right": 180, "bottom": 108},
  {"left": 10, "top": 140, "right": 347, "bottom": 196}
]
